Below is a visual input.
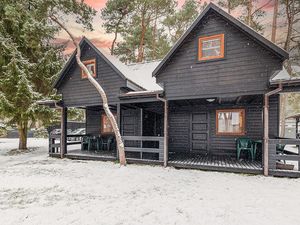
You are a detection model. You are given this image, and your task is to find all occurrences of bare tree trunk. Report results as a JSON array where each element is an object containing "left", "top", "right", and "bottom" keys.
[
  {"left": 111, "top": 16, "right": 124, "bottom": 55},
  {"left": 247, "top": 0, "right": 253, "bottom": 26},
  {"left": 18, "top": 122, "right": 27, "bottom": 150},
  {"left": 152, "top": 10, "right": 158, "bottom": 60},
  {"left": 228, "top": 0, "right": 231, "bottom": 14},
  {"left": 284, "top": 0, "right": 294, "bottom": 52},
  {"left": 271, "top": 0, "right": 279, "bottom": 43},
  {"left": 137, "top": 9, "right": 146, "bottom": 62},
  {"left": 111, "top": 30, "right": 118, "bottom": 55},
  {"left": 50, "top": 16, "right": 126, "bottom": 166}
]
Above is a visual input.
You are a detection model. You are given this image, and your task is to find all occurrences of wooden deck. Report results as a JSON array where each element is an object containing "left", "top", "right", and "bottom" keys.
[
  {"left": 64, "top": 149, "right": 117, "bottom": 161},
  {"left": 168, "top": 153, "right": 262, "bottom": 174}
]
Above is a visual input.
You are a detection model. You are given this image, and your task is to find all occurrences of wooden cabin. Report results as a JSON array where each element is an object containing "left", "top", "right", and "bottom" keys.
[{"left": 47, "top": 3, "right": 300, "bottom": 177}]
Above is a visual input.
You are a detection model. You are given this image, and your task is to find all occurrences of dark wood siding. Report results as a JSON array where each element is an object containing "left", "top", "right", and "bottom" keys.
[
  {"left": 121, "top": 108, "right": 141, "bottom": 136},
  {"left": 269, "top": 95, "right": 279, "bottom": 138},
  {"left": 86, "top": 107, "right": 101, "bottom": 136},
  {"left": 156, "top": 12, "right": 283, "bottom": 100},
  {"left": 168, "top": 97, "right": 279, "bottom": 157},
  {"left": 57, "top": 43, "right": 125, "bottom": 107}
]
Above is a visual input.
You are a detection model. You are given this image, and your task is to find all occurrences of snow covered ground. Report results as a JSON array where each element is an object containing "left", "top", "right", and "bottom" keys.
[{"left": 0, "top": 138, "right": 300, "bottom": 225}]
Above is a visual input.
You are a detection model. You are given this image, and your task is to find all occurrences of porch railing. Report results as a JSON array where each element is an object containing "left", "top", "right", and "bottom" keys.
[
  {"left": 268, "top": 138, "right": 300, "bottom": 177},
  {"left": 122, "top": 136, "right": 164, "bottom": 161},
  {"left": 49, "top": 134, "right": 84, "bottom": 155}
]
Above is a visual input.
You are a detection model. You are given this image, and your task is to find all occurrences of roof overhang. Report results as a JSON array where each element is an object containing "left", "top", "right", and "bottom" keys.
[
  {"left": 119, "top": 90, "right": 164, "bottom": 99},
  {"left": 270, "top": 79, "right": 300, "bottom": 86},
  {"left": 36, "top": 100, "right": 63, "bottom": 108}
]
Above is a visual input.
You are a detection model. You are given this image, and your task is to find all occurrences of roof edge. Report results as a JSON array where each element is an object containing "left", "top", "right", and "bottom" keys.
[
  {"left": 153, "top": 2, "right": 289, "bottom": 77},
  {"left": 53, "top": 37, "right": 146, "bottom": 91}
]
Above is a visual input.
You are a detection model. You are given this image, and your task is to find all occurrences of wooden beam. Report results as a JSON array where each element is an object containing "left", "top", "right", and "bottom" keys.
[
  {"left": 117, "top": 103, "right": 121, "bottom": 159},
  {"left": 164, "top": 100, "right": 169, "bottom": 167},
  {"left": 60, "top": 107, "right": 67, "bottom": 158},
  {"left": 263, "top": 84, "right": 282, "bottom": 176},
  {"left": 235, "top": 96, "right": 242, "bottom": 104},
  {"left": 263, "top": 95, "right": 269, "bottom": 176}
]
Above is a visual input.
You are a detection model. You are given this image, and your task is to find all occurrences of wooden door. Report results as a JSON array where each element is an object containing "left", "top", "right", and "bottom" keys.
[{"left": 190, "top": 112, "right": 209, "bottom": 154}]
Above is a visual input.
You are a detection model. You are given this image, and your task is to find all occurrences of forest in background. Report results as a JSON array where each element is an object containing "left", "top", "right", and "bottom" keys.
[{"left": 100, "top": 0, "right": 299, "bottom": 74}]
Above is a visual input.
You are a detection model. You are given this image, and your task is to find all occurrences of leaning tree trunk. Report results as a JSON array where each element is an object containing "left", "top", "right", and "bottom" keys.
[
  {"left": 18, "top": 122, "right": 28, "bottom": 150},
  {"left": 50, "top": 16, "right": 126, "bottom": 166}
]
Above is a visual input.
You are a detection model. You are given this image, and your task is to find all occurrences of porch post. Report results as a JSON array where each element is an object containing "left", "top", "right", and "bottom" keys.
[
  {"left": 263, "top": 95, "right": 269, "bottom": 176},
  {"left": 60, "top": 107, "right": 68, "bottom": 158},
  {"left": 164, "top": 100, "right": 169, "bottom": 167},
  {"left": 117, "top": 103, "right": 121, "bottom": 159}
]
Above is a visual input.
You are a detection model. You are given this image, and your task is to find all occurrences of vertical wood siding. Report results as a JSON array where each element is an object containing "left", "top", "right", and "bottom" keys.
[
  {"left": 86, "top": 107, "right": 101, "bottom": 136},
  {"left": 168, "top": 97, "right": 279, "bottom": 157},
  {"left": 156, "top": 12, "right": 283, "bottom": 99},
  {"left": 57, "top": 43, "right": 126, "bottom": 107}
]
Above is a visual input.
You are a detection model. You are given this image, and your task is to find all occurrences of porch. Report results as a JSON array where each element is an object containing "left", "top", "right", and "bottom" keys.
[{"left": 169, "top": 153, "right": 262, "bottom": 174}]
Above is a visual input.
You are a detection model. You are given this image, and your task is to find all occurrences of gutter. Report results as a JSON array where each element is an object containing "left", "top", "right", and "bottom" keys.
[
  {"left": 156, "top": 94, "right": 168, "bottom": 167},
  {"left": 263, "top": 83, "right": 282, "bottom": 176}
]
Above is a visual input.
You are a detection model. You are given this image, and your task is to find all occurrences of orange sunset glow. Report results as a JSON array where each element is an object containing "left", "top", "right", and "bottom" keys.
[{"left": 55, "top": 0, "right": 280, "bottom": 55}]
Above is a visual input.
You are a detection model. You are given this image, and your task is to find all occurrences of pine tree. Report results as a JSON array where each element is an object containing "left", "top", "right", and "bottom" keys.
[
  {"left": 217, "top": 0, "right": 243, "bottom": 14},
  {"left": 102, "top": 0, "right": 176, "bottom": 63},
  {"left": 162, "top": 0, "right": 202, "bottom": 44},
  {"left": 0, "top": 0, "right": 95, "bottom": 149},
  {"left": 101, "top": 0, "right": 135, "bottom": 55},
  {"left": 240, "top": 0, "right": 273, "bottom": 34}
]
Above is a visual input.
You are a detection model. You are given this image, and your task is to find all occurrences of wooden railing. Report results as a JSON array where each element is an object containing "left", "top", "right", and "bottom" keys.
[
  {"left": 49, "top": 134, "right": 85, "bottom": 155},
  {"left": 269, "top": 138, "right": 300, "bottom": 177},
  {"left": 122, "top": 136, "right": 164, "bottom": 161}
]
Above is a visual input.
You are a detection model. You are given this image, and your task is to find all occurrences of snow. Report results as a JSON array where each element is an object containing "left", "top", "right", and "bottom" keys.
[
  {"left": 1, "top": 138, "right": 300, "bottom": 225},
  {"left": 96, "top": 47, "right": 162, "bottom": 91},
  {"left": 127, "top": 61, "right": 163, "bottom": 91},
  {"left": 271, "top": 67, "right": 291, "bottom": 81}
]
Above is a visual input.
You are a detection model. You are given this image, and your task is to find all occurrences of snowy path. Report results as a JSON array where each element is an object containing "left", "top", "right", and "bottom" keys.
[{"left": 0, "top": 138, "right": 300, "bottom": 225}]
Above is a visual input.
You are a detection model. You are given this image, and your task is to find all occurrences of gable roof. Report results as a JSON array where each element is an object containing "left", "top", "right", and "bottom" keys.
[
  {"left": 53, "top": 37, "right": 148, "bottom": 91},
  {"left": 153, "top": 2, "right": 289, "bottom": 77}
]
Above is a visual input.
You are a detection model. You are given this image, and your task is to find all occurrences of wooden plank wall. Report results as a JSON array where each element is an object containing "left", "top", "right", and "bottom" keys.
[
  {"left": 86, "top": 107, "right": 101, "bottom": 136},
  {"left": 168, "top": 97, "right": 279, "bottom": 157},
  {"left": 156, "top": 12, "right": 283, "bottom": 100},
  {"left": 57, "top": 42, "right": 126, "bottom": 107}
]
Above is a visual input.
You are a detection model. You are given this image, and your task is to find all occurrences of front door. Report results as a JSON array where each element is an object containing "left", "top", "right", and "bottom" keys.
[{"left": 190, "top": 112, "right": 209, "bottom": 154}]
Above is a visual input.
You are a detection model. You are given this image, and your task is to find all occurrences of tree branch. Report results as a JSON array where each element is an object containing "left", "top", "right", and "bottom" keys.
[{"left": 251, "top": 0, "right": 273, "bottom": 16}]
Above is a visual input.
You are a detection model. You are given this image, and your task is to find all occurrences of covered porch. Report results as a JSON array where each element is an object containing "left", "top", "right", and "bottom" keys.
[
  {"left": 166, "top": 94, "right": 272, "bottom": 174},
  {"left": 49, "top": 98, "right": 166, "bottom": 163}
]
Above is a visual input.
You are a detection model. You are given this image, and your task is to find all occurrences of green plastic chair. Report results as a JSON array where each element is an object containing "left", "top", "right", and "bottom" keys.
[
  {"left": 81, "top": 136, "right": 90, "bottom": 151},
  {"left": 276, "top": 144, "right": 285, "bottom": 154},
  {"left": 236, "top": 137, "right": 255, "bottom": 161},
  {"left": 96, "top": 137, "right": 103, "bottom": 152}
]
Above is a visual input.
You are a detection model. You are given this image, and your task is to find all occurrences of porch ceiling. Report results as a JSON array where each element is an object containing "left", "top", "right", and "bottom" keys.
[{"left": 170, "top": 95, "right": 263, "bottom": 107}]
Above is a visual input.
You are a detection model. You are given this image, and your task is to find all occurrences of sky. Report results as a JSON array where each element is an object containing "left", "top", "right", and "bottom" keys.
[{"left": 55, "top": 0, "right": 280, "bottom": 55}]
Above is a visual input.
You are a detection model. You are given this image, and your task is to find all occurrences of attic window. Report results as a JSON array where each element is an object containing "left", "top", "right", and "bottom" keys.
[
  {"left": 198, "top": 34, "right": 224, "bottom": 61},
  {"left": 81, "top": 59, "right": 96, "bottom": 79}
]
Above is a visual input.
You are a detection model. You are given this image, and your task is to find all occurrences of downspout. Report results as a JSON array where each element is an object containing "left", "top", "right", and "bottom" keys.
[
  {"left": 263, "top": 83, "right": 282, "bottom": 176},
  {"left": 156, "top": 94, "right": 168, "bottom": 167}
]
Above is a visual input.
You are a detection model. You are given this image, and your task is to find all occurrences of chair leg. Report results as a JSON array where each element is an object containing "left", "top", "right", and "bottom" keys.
[
  {"left": 88, "top": 139, "right": 91, "bottom": 151},
  {"left": 237, "top": 149, "right": 241, "bottom": 160},
  {"left": 250, "top": 150, "right": 254, "bottom": 161}
]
